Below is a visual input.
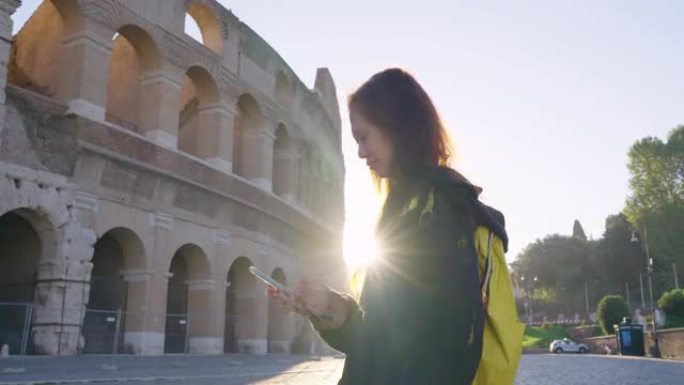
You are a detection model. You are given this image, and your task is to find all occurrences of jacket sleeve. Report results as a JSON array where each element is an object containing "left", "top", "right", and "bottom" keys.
[
  {"left": 389, "top": 186, "right": 484, "bottom": 383},
  {"left": 312, "top": 292, "right": 363, "bottom": 354}
]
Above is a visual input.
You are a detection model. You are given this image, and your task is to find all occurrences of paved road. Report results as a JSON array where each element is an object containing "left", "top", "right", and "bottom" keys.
[
  {"left": 0, "top": 355, "right": 344, "bottom": 385},
  {"left": 515, "top": 354, "right": 684, "bottom": 385},
  {"left": 1, "top": 353, "right": 683, "bottom": 384}
]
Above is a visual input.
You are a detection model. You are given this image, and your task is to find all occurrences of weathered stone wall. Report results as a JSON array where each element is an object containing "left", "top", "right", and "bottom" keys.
[{"left": 0, "top": 0, "right": 344, "bottom": 356}]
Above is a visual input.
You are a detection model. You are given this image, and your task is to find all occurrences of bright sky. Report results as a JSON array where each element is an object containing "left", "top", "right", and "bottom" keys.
[{"left": 12, "top": 1, "right": 684, "bottom": 265}]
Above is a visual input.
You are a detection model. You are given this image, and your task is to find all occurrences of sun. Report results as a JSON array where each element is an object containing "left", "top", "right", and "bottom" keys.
[{"left": 343, "top": 228, "right": 380, "bottom": 271}]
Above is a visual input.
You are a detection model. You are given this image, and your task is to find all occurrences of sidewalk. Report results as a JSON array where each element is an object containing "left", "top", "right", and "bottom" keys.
[{"left": 0, "top": 354, "right": 344, "bottom": 385}]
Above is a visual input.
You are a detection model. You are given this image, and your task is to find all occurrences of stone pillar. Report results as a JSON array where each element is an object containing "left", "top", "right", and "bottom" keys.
[
  {"left": 273, "top": 142, "right": 298, "bottom": 203},
  {"left": 240, "top": 126, "right": 275, "bottom": 191},
  {"left": 135, "top": 212, "right": 175, "bottom": 355},
  {"left": 120, "top": 269, "right": 157, "bottom": 355},
  {"left": 232, "top": 243, "right": 269, "bottom": 357},
  {"left": 56, "top": 19, "right": 114, "bottom": 122},
  {"left": 31, "top": 198, "right": 97, "bottom": 355},
  {"left": 267, "top": 297, "right": 292, "bottom": 354},
  {"left": 213, "top": 230, "right": 231, "bottom": 353},
  {"left": 0, "top": 0, "right": 21, "bottom": 147},
  {"left": 235, "top": 283, "right": 268, "bottom": 355},
  {"left": 297, "top": 152, "right": 311, "bottom": 209},
  {"left": 310, "top": 162, "right": 322, "bottom": 216},
  {"left": 196, "top": 103, "right": 235, "bottom": 173},
  {"left": 138, "top": 69, "right": 183, "bottom": 149},
  {"left": 0, "top": 0, "right": 19, "bottom": 105},
  {"left": 186, "top": 279, "right": 223, "bottom": 354}
]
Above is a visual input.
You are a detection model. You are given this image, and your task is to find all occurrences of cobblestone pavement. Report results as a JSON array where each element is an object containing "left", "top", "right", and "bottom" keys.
[
  {"left": 0, "top": 355, "right": 344, "bottom": 385},
  {"left": 1, "top": 353, "right": 683, "bottom": 384},
  {"left": 515, "top": 354, "right": 684, "bottom": 385}
]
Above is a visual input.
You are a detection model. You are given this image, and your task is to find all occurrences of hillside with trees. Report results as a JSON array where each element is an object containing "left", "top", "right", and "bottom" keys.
[{"left": 512, "top": 125, "right": 684, "bottom": 322}]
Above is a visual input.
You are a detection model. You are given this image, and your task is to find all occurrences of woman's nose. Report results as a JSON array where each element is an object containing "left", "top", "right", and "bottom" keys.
[{"left": 357, "top": 144, "right": 368, "bottom": 159}]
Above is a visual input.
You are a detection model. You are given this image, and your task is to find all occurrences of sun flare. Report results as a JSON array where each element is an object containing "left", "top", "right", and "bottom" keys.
[{"left": 343, "top": 229, "right": 380, "bottom": 271}]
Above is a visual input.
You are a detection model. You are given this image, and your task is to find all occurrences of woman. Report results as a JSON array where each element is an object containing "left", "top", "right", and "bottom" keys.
[{"left": 269, "top": 68, "right": 508, "bottom": 384}]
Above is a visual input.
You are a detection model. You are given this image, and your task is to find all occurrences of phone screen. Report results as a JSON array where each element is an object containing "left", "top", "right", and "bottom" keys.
[{"left": 249, "top": 266, "right": 290, "bottom": 295}]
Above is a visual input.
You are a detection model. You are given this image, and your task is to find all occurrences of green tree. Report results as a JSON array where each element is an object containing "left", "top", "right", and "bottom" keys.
[
  {"left": 624, "top": 125, "right": 684, "bottom": 298},
  {"left": 512, "top": 232, "right": 592, "bottom": 318},
  {"left": 597, "top": 295, "right": 630, "bottom": 335},
  {"left": 625, "top": 126, "right": 684, "bottom": 219},
  {"left": 590, "top": 214, "right": 644, "bottom": 309},
  {"left": 573, "top": 220, "right": 587, "bottom": 240}
]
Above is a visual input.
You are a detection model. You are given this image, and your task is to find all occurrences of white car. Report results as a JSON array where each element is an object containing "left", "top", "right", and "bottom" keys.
[{"left": 549, "top": 338, "right": 589, "bottom": 354}]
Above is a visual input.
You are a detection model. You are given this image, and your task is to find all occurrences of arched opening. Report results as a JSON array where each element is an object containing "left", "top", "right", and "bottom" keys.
[
  {"left": 185, "top": 3, "right": 223, "bottom": 54},
  {"left": 275, "top": 71, "right": 293, "bottom": 108},
  {"left": 105, "top": 25, "right": 161, "bottom": 133},
  {"left": 233, "top": 94, "right": 264, "bottom": 178},
  {"left": 224, "top": 257, "right": 257, "bottom": 353},
  {"left": 0, "top": 209, "right": 55, "bottom": 355},
  {"left": 267, "top": 268, "right": 290, "bottom": 353},
  {"left": 8, "top": 0, "right": 82, "bottom": 97},
  {"left": 273, "top": 125, "right": 294, "bottom": 199},
  {"left": 164, "top": 244, "right": 210, "bottom": 353},
  {"left": 178, "top": 65, "right": 220, "bottom": 158},
  {"left": 82, "top": 228, "right": 146, "bottom": 354}
]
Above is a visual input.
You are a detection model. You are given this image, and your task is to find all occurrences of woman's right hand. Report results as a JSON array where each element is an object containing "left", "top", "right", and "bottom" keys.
[{"left": 266, "top": 279, "right": 350, "bottom": 330}]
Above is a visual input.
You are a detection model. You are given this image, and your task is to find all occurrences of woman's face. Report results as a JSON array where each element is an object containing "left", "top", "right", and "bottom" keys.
[{"left": 350, "top": 107, "right": 394, "bottom": 178}]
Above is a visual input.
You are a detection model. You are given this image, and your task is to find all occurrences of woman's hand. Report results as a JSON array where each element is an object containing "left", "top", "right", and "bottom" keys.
[{"left": 266, "top": 279, "right": 350, "bottom": 330}]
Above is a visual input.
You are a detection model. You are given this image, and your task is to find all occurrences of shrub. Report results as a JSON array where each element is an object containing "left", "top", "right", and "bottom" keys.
[
  {"left": 597, "top": 295, "right": 630, "bottom": 335},
  {"left": 657, "top": 288, "right": 684, "bottom": 319}
]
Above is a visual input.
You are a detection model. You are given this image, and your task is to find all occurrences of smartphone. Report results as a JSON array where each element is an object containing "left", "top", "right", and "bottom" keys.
[{"left": 249, "top": 266, "right": 291, "bottom": 296}]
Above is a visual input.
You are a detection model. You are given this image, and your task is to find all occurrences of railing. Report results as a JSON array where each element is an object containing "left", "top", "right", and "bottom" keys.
[
  {"left": 0, "top": 302, "right": 32, "bottom": 357},
  {"left": 0, "top": 303, "right": 251, "bottom": 359}
]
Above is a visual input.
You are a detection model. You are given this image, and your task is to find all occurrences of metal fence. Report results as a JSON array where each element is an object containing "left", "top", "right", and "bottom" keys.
[
  {"left": 164, "top": 313, "right": 189, "bottom": 354},
  {"left": 0, "top": 303, "right": 255, "bottom": 358},
  {"left": 0, "top": 302, "right": 32, "bottom": 356},
  {"left": 81, "top": 309, "right": 124, "bottom": 354}
]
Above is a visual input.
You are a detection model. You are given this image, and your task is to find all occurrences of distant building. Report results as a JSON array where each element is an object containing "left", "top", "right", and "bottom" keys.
[{"left": 0, "top": 0, "right": 344, "bottom": 356}]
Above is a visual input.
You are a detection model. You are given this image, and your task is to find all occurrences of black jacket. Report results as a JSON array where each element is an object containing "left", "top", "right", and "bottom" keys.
[{"left": 317, "top": 167, "right": 508, "bottom": 385}]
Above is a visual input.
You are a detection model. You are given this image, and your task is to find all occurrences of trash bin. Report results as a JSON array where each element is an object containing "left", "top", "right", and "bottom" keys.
[{"left": 614, "top": 317, "right": 644, "bottom": 356}]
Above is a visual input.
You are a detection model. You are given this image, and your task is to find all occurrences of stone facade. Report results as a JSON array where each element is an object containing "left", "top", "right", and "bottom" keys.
[{"left": 0, "top": 0, "right": 344, "bottom": 356}]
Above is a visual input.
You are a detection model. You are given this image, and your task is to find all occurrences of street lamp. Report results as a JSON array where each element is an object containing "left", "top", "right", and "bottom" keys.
[
  {"left": 631, "top": 227, "right": 661, "bottom": 358},
  {"left": 520, "top": 275, "right": 538, "bottom": 324}
]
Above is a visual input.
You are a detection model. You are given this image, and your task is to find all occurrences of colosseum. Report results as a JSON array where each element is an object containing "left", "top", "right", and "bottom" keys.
[{"left": 0, "top": 0, "right": 345, "bottom": 356}]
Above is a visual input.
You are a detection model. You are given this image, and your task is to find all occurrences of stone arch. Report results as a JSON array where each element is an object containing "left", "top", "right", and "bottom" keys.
[
  {"left": 233, "top": 94, "right": 264, "bottom": 178},
  {"left": 178, "top": 65, "right": 220, "bottom": 158},
  {"left": 275, "top": 71, "right": 293, "bottom": 108},
  {"left": 185, "top": 2, "right": 223, "bottom": 55},
  {"left": 8, "top": 0, "right": 83, "bottom": 97},
  {"left": 273, "top": 124, "right": 296, "bottom": 200},
  {"left": 105, "top": 25, "right": 162, "bottom": 133},
  {"left": 267, "top": 268, "right": 290, "bottom": 353},
  {"left": 0, "top": 208, "right": 56, "bottom": 355},
  {"left": 83, "top": 227, "right": 146, "bottom": 353},
  {"left": 164, "top": 243, "right": 211, "bottom": 353}
]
